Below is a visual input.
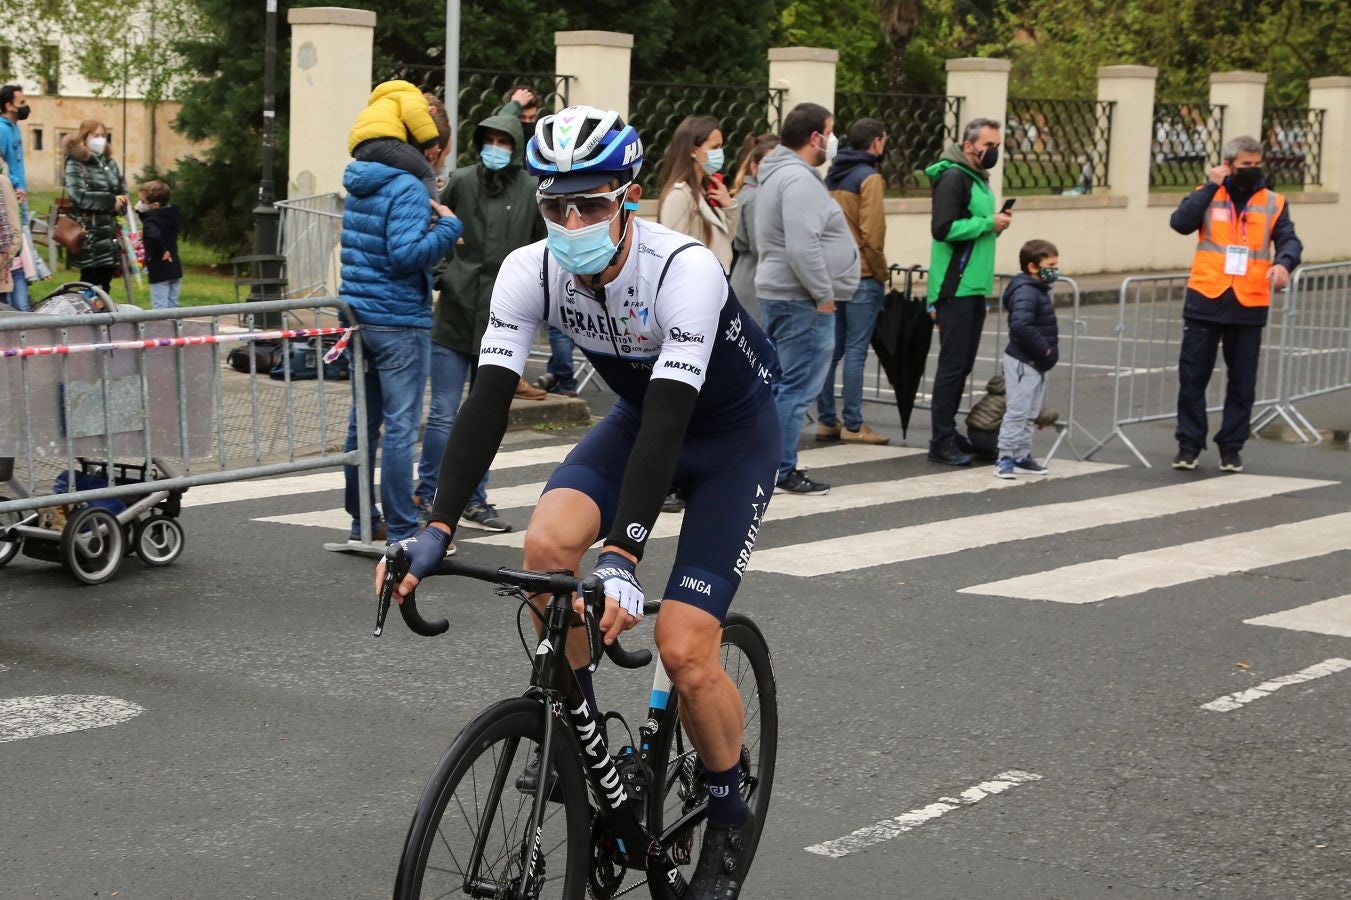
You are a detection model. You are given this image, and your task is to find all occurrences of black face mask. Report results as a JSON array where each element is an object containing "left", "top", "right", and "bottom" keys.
[
  {"left": 1229, "top": 166, "right": 1264, "bottom": 194},
  {"left": 978, "top": 145, "right": 999, "bottom": 170},
  {"left": 6, "top": 104, "right": 28, "bottom": 121}
]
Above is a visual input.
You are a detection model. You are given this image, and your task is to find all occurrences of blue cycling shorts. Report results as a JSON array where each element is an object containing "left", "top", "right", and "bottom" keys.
[{"left": 542, "top": 399, "right": 780, "bottom": 621}]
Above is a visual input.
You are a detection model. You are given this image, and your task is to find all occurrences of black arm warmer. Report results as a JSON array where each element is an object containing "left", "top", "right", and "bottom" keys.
[
  {"left": 427, "top": 364, "right": 519, "bottom": 529},
  {"left": 603, "top": 378, "right": 700, "bottom": 561}
]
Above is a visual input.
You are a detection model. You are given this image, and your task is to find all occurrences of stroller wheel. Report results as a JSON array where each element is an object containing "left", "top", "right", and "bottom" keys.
[
  {"left": 134, "top": 514, "right": 184, "bottom": 567},
  {"left": 60, "top": 506, "right": 125, "bottom": 585},
  {"left": 0, "top": 495, "right": 26, "bottom": 569}
]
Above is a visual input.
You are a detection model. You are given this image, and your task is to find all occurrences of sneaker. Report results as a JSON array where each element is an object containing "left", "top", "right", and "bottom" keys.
[
  {"left": 348, "top": 517, "right": 388, "bottom": 544},
  {"left": 661, "top": 490, "right": 685, "bottom": 513},
  {"left": 994, "top": 458, "right": 1017, "bottom": 479},
  {"left": 815, "top": 422, "right": 841, "bottom": 441},
  {"left": 841, "top": 423, "right": 890, "bottom": 445},
  {"left": 955, "top": 433, "right": 975, "bottom": 454},
  {"left": 688, "top": 811, "right": 758, "bottom": 900},
  {"left": 515, "top": 753, "right": 562, "bottom": 804},
  {"left": 459, "top": 503, "right": 511, "bottom": 533},
  {"left": 1171, "top": 448, "right": 1199, "bottom": 470},
  {"left": 412, "top": 497, "right": 432, "bottom": 527},
  {"left": 1219, "top": 450, "right": 1244, "bottom": 473},
  {"left": 775, "top": 469, "right": 830, "bottom": 495},
  {"left": 1013, "top": 455, "right": 1049, "bottom": 475},
  {"left": 534, "top": 372, "right": 556, "bottom": 391},
  {"left": 928, "top": 444, "right": 974, "bottom": 467},
  {"left": 515, "top": 378, "right": 548, "bottom": 401}
]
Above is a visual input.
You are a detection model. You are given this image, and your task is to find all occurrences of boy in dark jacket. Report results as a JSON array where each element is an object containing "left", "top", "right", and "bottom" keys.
[
  {"left": 136, "top": 180, "right": 182, "bottom": 308},
  {"left": 995, "top": 239, "right": 1060, "bottom": 478}
]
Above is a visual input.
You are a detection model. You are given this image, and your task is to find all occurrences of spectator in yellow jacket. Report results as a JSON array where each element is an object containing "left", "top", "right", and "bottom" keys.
[{"left": 348, "top": 80, "right": 445, "bottom": 198}]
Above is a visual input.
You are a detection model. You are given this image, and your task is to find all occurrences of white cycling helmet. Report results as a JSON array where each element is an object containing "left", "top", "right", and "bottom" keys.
[{"left": 526, "top": 105, "right": 644, "bottom": 194}]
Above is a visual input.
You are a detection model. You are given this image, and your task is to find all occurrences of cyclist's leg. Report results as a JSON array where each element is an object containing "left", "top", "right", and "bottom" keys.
[
  {"left": 656, "top": 400, "right": 779, "bottom": 809},
  {"left": 523, "top": 402, "right": 639, "bottom": 668}
]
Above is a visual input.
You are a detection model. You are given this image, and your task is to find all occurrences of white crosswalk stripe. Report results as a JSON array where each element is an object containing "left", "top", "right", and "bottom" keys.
[
  {"left": 1245, "top": 595, "right": 1351, "bottom": 639},
  {"left": 249, "top": 444, "right": 924, "bottom": 531},
  {"left": 462, "top": 459, "right": 1119, "bottom": 549},
  {"left": 749, "top": 474, "right": 1334, "bottom": 577},
  {"left": 959, "top": 512, "right": 1351, "bottom": 604}
]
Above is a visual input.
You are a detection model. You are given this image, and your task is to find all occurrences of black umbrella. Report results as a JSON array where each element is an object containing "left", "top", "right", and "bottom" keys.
[{"left": 869, "top": 267, "right": 934, "bottom": 438}]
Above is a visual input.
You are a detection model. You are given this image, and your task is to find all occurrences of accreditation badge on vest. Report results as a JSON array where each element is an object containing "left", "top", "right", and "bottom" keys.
[{"left": 1224, "top": 245, "right": 1249, "bottom": 276}]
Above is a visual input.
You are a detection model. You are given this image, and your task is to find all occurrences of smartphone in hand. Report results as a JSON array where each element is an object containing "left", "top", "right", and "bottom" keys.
[
  {"left": 1000, "top": 198, "right": 1017, "bottom": 214},
  {"left": 707, "top": 172, "right": 724, "bottom": 208}
]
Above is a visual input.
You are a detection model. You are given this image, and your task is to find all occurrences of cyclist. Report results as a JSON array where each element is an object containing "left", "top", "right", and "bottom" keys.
[{"left": 380, "top": 105, "right": 777, "bottom": 899}]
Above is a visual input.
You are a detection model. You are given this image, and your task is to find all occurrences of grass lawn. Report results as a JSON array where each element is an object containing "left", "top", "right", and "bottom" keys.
[{"left": 26, "top": 190, "right": 240, "bottom": 310}]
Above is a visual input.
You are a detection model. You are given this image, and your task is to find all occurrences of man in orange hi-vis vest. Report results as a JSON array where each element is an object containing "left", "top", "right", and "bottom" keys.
[{"left": 1168, "top": 135, "right": 1302, "bottom": 473}]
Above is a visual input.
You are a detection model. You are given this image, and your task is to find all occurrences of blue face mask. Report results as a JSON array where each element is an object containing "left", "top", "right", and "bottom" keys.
[
  {"left": 544, "top": 212, "right": 622, "bottom": 275},
  {"left": 480, "top": 145, "right": 512, "bottom": 171},
  {"left": 701, "top": 147, "right": 724, "bottom": 176}
]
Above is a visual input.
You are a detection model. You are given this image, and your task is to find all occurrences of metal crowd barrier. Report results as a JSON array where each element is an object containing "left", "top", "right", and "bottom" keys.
[
  {"left": 276, "top": 194, "right": 345, "bottom": 299},
  {"left": 1085, "top": 273, "right": 1284, "bottom": 467},
  {"left": 0, "top": 298, "right": 376, "bottom": 544},
  {"left": 1251, "top": 260, "right": 1351, "bottom": 444},
  {"left": 850, "top": 265, "right": 1094, "bottom": 459}
]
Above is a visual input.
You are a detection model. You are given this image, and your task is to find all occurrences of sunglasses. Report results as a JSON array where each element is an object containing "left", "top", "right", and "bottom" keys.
[{"left": 536, "top": 183, "right": 633, "bottom": 226}]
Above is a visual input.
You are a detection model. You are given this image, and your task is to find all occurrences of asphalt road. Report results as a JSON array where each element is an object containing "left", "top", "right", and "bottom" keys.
[{"left": 2, "top": 328, "right": 1349, "bottom": 899}]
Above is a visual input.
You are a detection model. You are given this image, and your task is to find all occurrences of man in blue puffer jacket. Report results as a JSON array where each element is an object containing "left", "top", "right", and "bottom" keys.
[
  {"left": 994, "top": 239, "right": 1060, "bottom": 479},
  {"left": 340, "top": 141, "right": 463, "bottom": 544}
]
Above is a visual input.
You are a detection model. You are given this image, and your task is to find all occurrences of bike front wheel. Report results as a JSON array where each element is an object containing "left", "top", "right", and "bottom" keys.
[
  {"left": 394, "top": 696, "right": 591, "bottom": 900},
  {"left": 647, "top": 613, "right": 779, "bottom": 872}
]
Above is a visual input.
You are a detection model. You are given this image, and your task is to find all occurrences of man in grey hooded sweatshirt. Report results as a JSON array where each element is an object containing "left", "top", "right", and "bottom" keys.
[{"left": 755, "top": 102, "right": 861, "bottom": 495}]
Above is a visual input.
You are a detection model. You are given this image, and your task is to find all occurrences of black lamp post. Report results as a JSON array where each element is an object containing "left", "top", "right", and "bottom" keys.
[{"left": 244, "top": 0, "right": 284, "bottom": 327}]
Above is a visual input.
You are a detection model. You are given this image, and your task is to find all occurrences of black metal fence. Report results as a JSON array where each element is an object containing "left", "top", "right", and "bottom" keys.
[
  {"left": 1003, "top": 99, "right": 1113, "bottom": 194},
  {"left": 832, "top": 92, "right": 962, "bottom": 194},
  {"left": 1151, "top": 103, "right": 1225, "bottom": 189},
  {"left": 378, "top": 64, "right": 571, "bottom": 167},
  {"left": 627, "top": 82, "right": 786, "bottom": 195},
  {"left": 1262, "top": 106, "right": 1325, "bottom": 188}
]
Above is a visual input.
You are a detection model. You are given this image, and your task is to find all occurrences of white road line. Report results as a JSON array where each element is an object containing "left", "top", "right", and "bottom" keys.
[
  {"left": 183, "top": 443, "right": 578, "bottom": 508},
  {"left": 463, "top": 460, "right": 1119, "bottom": 549},
  {"left": 251, "top": 444, "right": 925, "bottom": 530},
  {"left": 0, "top": 694, "right": 145, "bottom": 743},
  {"left": 1245, "top": 595, "right": 1351, "bottom": 639},
  {"left": 1200, "top": 658, "right": 1351, "bottom": 712},
  {"left": 751, "top": 474, "right": 1334, "bottom": 577},
  {"left": 959, "top": 512, "right": 1351, "bottom": 604},
  {"left": 804, "top": 770, "right": 1043, "bottom": 858}
]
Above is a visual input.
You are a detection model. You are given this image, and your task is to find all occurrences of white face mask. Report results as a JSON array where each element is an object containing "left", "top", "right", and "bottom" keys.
[
  {"left": 825, "top": 133, "right": 839, "bottom": 162},
  {"left": 88, "top": 135, "right": 108, "bottom": 156}
]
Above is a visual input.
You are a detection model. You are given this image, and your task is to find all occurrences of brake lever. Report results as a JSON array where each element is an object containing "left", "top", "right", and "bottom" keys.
[
  {"left": 374, "top": 545, "right": 409, "bottom": 637},
  {"left": 582, "top": 575, "right": 606, "bottom": 672}
]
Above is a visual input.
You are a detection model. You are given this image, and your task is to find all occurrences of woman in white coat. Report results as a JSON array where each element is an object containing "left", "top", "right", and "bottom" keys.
[{"left": 656, "top": 115, "right": 739, "bottom": 274}]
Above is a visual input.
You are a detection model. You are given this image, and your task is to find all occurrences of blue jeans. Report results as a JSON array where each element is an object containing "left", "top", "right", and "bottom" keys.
[
  {"left": 817, "top": 278, "right": 884, "bottom": 431},
  {"left": 547, "top": 325, "right": 577, "bottom": 391},
  {"left": 762, "top": 299, "right": 836, "bottom": 480},
  {"left": 149, "top": 279, "right": 181, "bottom": 309},
  {"left": 344, "top": 325, "right": 430, "bottom": 541},
  {"left": 415, "top": 341, "right": 488, "bottom": 508},
  {"left": 3, "top": 271, "right": 30, "bottom": 311}
]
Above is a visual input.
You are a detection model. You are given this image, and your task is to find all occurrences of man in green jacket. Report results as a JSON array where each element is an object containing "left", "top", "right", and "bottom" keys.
[
  {"left": 413, "top": 112, "right": 546, "bottom": 532},
  {"left": 924, "top": 117, "right": 1013, "bottom": 466}
]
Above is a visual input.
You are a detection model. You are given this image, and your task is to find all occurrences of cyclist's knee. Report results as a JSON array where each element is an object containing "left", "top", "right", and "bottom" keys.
[
  {"left": 522, "top": 524, "right": 586, "bottom": 572},
  {"left": 656, "top": 622, "right": 722, "bottom": 690}
]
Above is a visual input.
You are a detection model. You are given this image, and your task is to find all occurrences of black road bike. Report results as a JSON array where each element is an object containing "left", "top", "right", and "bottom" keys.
[{"left": 375, "top": 547, "right": 778, "bottom": 900}]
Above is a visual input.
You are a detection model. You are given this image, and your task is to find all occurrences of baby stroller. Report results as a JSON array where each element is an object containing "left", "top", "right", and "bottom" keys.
[{"left": 0, "top": 282, "right": 188, "bottom": 584}]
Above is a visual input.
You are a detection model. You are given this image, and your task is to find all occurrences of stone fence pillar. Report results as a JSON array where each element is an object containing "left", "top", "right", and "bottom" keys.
[
  {"left": 1097, "top": 65, "right": 1158, "bottom": 205},
  {"left": 945, "top": 58, "right": 1011, "bottom": 195},
  {"left": 1209, "top": 71, "right": 1267, "bottom": 153},
  {"left": 287, "top": 7, "right": 376, "bottom": 198},
  {"left": 555, "top": 31, "right": 633, "bottom": 119}
]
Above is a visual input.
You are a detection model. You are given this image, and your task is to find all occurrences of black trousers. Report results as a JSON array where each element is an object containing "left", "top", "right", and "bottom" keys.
[
  {"left": 929, "top": 295, "right": 987, "bottom": 448},
  {"left": 1175, "top": 318, "right": 1264, "bottom": 453}
]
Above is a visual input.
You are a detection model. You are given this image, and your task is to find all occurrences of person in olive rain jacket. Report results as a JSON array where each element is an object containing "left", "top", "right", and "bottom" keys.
[
  {"left": 63, "top": 119, "right": 127, "bottom": 292},
  {"left": 413, "top": 112, "right": 546, "bottom": 532}
]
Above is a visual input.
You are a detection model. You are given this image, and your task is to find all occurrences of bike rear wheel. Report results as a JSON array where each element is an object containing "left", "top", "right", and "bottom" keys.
[
  {"left": 394, "top": 696, "right": 591, "bottom": 900},
  {"left": 647, "top": 613, "right": 778, "bottom": 873}
]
